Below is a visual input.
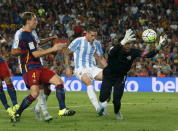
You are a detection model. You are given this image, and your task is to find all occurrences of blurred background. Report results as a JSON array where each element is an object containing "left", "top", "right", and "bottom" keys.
[{"left": 0, "top": 0, "right": 177, "bottom": 77}]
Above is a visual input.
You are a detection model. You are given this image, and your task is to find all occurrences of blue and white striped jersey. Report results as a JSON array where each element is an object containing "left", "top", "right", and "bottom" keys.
[{"left": 68, "top": 37, "right": 104, "bottom": 69}]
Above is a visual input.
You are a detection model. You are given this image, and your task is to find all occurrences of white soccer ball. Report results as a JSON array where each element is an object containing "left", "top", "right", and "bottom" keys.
[{"left": 142, "top": 29, "right": 157, "bottom": 43}]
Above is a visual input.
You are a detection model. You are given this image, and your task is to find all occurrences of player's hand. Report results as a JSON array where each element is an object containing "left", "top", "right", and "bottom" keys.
[
  {"left": 52, "top": 44, "right": 64, "bottom": 52},
  {"left": 121, "top": 29, "right": 136, "bottom": 45},
  {"left": 50, "top": 35, "right": 58, "bottom": 40},
  {"left": 0, "top": 38, "right": 6, "bottom": 43},
  {"left": 156, "top": 34, "right": 167, "bottom": 50},
  {"left": 65, "top": 66, "right": 73, "bottom": 77}
]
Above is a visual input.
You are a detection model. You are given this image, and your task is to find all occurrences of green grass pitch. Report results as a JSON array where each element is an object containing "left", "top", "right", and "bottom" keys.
[{"left": 0, "top": 91, "right": 178, "bottom": 131}]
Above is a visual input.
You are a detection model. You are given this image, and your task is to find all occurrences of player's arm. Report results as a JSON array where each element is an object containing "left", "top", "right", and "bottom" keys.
[
  {"left": 139, "top": 50, "right": 159, "bottom": 58},
  {"left": 64, "top": 38, "right": 80, "bottom": 77},
  {"left": 95, "top": 41, "right": 108, "bottom": 68},
  {"left": 140, "top": 34, "right": 167, "bottom": 58},
  {"left": 39, "top": 35, "right": 58, "bottom": 45},
  {"left": 32, "top": 44, "right": 63, "bottom": 58},
  {"left": 108, "top": 29, "right": 136, "bottom": 55},
  {"left": 95, "top": 55, "right": 107, "bottom": 68},
  {"left": 0, "top": 35, "right": 6, "bottom": 44},
  {"left": 11, "top": 31, "right": 22, "bottom": 56},
  {"left": 64, "top": 49, "right": 73, "bottom": 67},
  {"left": 11, "top": 48, "right": 22, "bottom": 56},
  {"left": 64, "top": 49, "right": 74, "bottom": 77}
]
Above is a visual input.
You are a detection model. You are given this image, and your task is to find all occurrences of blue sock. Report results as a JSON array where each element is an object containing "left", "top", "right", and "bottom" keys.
[
  {"left": 7, "top": 84, "right": 18, "bottom": 106},
  {"left": 56, "top": 85, "right": 66, "bottom": 110},
  {"left": 0, "top": 87, "right": 9, "bottom": 110},
  {"left": 16, "top": 95, "right": 35, "bottom": 115}
]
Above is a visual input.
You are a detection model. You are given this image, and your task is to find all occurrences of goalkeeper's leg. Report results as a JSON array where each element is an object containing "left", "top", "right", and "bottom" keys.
[
  {"left": 99, "top": 77, "right": 112, "bottom": 116},
  {"left": 113, "top": 78, "right": 125, "bottom": 120}
]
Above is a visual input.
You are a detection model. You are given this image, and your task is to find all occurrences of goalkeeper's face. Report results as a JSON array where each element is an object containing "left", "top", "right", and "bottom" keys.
[{"left": 123, "top": 44, "right": 130, "bottom": 52}]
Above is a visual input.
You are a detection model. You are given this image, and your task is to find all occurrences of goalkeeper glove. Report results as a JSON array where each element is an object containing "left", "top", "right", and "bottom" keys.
[
  {"left": 120, "top": 29, "right": 136, "bottom": 45},
  {"left": 156, "top": 34, "right": 167, "bottom": 50}
]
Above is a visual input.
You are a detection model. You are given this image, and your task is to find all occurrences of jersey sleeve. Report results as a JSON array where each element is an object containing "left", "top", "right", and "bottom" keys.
[
  {"left": 95, "top": 41, "right": 104, "bottom": 56},
  {"left": 28, "top": 41, "right": 37, "bottom": 52},
  {"left": 68, "top": 38, "right": 80, "bottom": 51},
  {"left": 12, "top": 31, "right": 21, "bottom": 49},
  {"left": 109, "top": 44, "right": 122, "bottom": 55},
  {"left": 32, "top": 30, "right": 40, "bottom": 44},
  {"left": 132, "top": 49, "right": 143, "bottom": 57}
]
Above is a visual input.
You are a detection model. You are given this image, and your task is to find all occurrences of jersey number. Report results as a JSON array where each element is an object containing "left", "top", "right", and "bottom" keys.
[{"left": 32, "top": 72, "right": 36, "bottom": 79}]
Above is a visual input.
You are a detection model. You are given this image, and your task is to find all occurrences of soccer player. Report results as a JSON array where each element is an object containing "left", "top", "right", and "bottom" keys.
[
  {"left": 10, "top": 12, "right": 75, "bottom": 122},
  {"left": 65, "top": 26, "right": 107, "bottom": 115},
  {"left": 0, "top": 35, "right": 19, "bottom": 118},
  {"left": 12, "top": 27, "right": 57, "bottom": 121},
  {"left": 99, "top": 29, "right": 167, "bottom": 120}
]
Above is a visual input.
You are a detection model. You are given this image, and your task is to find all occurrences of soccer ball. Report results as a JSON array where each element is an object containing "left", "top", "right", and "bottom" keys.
[{"left": 142, "top": 29, "right": 157, "bottom": 43}]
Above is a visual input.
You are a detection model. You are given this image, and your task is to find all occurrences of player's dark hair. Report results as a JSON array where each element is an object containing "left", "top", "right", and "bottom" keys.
[
  {"left": 21, "top": 12, "right": 36, "bottom": 25},
  {"left": 86, "top": 26, "right": 97, "bottom": 32}
]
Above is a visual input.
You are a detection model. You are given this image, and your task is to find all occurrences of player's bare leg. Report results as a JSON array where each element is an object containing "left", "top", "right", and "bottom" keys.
[
  {"left": 81, "top": 73, "right": 103, "bottom": 115},
  {"left": 49, "top": 74, "right": 75, "bottom": 117}
]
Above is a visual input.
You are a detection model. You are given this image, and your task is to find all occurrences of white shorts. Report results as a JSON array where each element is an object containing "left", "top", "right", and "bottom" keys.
[{"left": 74, "top": 67, "right": 103, "bottom": 80}]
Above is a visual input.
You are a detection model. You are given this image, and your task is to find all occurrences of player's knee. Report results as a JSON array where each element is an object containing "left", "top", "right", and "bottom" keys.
[
  {"left": 54, "top": 79, "right": 63, "bottom": 86},
  {"left": 31, "top": 91, "right": 39, "bottom": 99},
  {"left": 99, "top": 95, "right": 107, "bottom": 102},
  {"left": 4, "top": 78, "right": 12, "bottom": 84}
]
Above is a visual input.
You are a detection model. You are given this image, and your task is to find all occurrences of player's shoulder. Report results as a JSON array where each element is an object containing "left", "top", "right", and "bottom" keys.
[
  {"left": 71, "top": 36, "right": 83, "bottom": 44},
  {"left": 14, "top": 28, "right": 24, "bottom": 38},
  {"left": 74, "top": 36, "right": 84, "bottom": 41},
  {"left": 32, "top": 30, "right": 37, "bottom": 35},
  {"left": 20, "top": 31, "right": 32, "bottom": 39},
  {"left": 94, "top": 40, "right": 102, "bottom": 46}
]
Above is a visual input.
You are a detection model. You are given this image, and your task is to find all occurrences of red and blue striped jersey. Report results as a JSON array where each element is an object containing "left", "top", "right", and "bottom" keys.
[{"left": 18, "top": 31, "right": 42, "bottom": 74}]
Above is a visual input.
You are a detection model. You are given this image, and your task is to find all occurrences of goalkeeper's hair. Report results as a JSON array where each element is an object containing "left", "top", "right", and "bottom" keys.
[{"left": 20, "top": 12, "right": 36, "bottom": 25}]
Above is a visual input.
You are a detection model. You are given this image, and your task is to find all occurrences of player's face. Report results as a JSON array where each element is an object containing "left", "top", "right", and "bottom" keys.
[
  {"left": 123, "top": 44, "right": 130, "bottom": 52},
  {"left": 86, "top": 31, "right": 97, "bottom": 42},
  {"left": 28, "top": 15, "right": 38, "bottom": 30}
]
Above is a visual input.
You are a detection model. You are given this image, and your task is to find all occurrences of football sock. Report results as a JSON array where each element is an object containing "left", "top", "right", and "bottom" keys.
[
  {"left": 100, "top": 101, "right": 107, "bottom": 108},
  {"left": 38, "top": 89, "right": 48, "bottom": 115},
  {"left": 56, "top": 85, "right": 66, "bottom": 110},
  {"left": 0, "top": 86, "right": 9, "bottom": 109},
  {"left": 87, "top": 85, "right": 100, "bottom": 111},
  {"left": 7, "top": 84, "right": 18, "bottom": 106},
  {"left": 16, "top": 95, "right": 35, "bottom": 115}
]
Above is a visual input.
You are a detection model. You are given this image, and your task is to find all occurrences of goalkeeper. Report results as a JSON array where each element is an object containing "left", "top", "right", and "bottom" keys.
[{"left": 99, "top": 29, "right": 167, "bottom": 119}]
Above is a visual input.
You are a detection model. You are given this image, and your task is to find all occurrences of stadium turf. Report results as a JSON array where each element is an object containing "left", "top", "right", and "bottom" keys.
[{"left": 0, "top": 91, "right": 178, "bottom": 131}]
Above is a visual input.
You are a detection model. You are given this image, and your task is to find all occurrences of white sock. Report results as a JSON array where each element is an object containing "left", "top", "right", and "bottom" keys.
[
  {"left": 34, "top": 90, "right": 42, "bottom": 112},
  {"left": 100, "top": 101, "right": 107, "bottom": 108},
  {"left": 100, "top": 101, "right": 108, "bottom": 115},
  {"left": 38, "top": 89, "right": 49, "bottom": 116},
  {"left": 87, "top": 85, "right": 100, "bottom": 111}
]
